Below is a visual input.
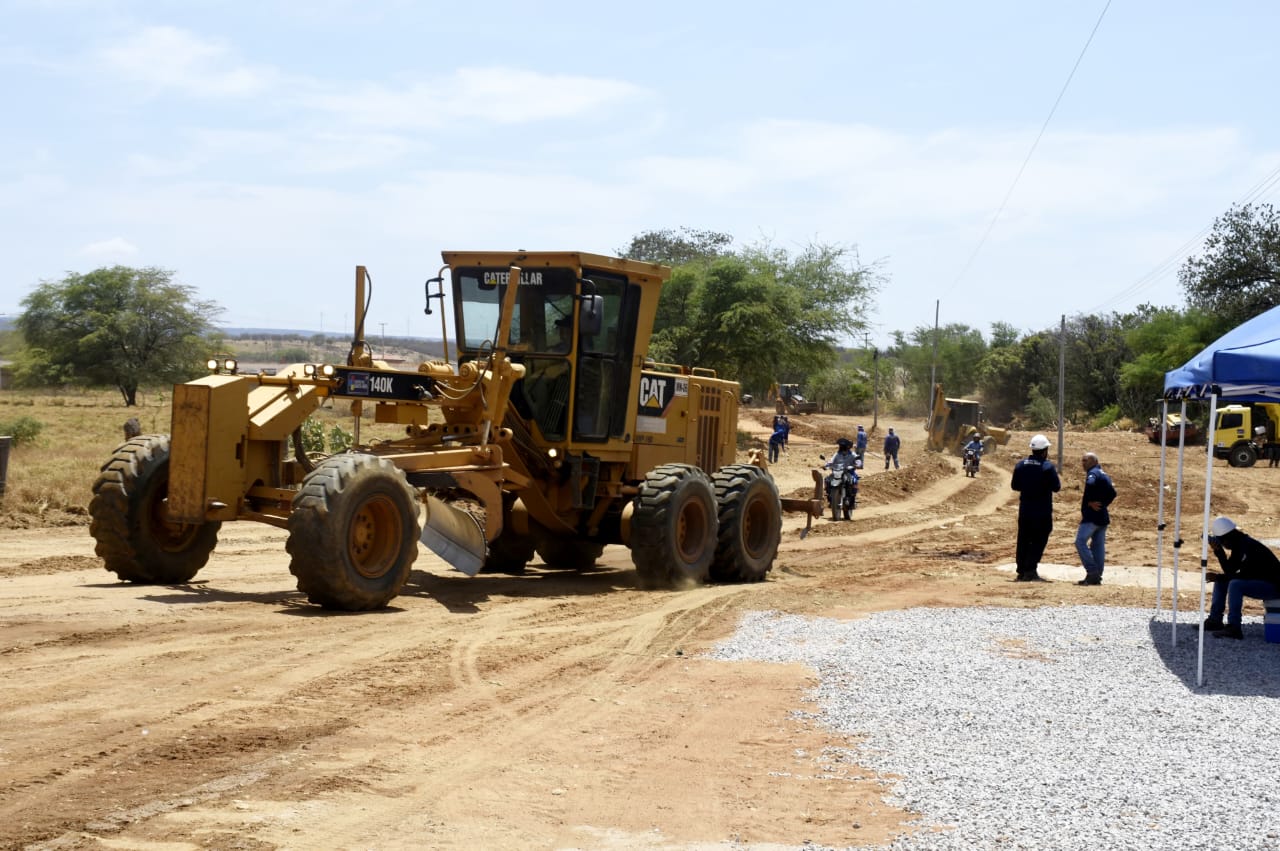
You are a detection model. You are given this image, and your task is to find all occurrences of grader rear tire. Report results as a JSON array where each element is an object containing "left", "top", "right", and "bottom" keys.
[
  {"left": 709, "top": 465, "right": 780, "bottom": 583},
  {"left": 536, "top": 536, "right": 605, "bottom": 571},
  {"left": 287, "top": 454, "right": 419, "bottom": 610},
  {"left": 89, "top": 434, "right": 220, "bottom": 584},
  {"left": 631, "top": 464, "right": 717, "bottom": 590}
]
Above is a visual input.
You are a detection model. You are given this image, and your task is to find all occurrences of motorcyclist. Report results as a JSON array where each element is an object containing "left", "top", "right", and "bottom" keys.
[
  {"left": 823, "top": 438, "right": 860, "bottom": 519},
  {"left": 964, "top": 432, "right": 984, "bottom": 460},
  {"left": 824, "top": 438, "right": 858, "bottom": 472}
]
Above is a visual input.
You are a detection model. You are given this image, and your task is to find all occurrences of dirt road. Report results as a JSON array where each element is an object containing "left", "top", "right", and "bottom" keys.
[{"left": 1, "top": 415, "right": 1268, "bottom": 850}]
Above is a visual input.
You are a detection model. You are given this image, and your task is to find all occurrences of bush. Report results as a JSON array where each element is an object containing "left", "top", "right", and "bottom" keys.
[
  {"left": 0, "top": 415, "right": 44, "bottom": 447},
  {"left": 1089, "top": 404, "right": 1122, "bottom": 430}
]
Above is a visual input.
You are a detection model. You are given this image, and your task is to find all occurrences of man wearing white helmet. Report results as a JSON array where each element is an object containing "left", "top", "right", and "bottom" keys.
[
  {"left": 1010, "top": 433, "right": 1061, "bottom": 581},
  {"left": 1202, "top": 516, "right": 1280, "bottom": 640}
]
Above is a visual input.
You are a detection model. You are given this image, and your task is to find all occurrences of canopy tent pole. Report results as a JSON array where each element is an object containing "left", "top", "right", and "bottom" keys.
[
  {"left": 1154, "top": 399, "right": 1170, "bottom": 619},
  {"left": 1169, "top": 399, "right": 1190, "bottom": 646},
  {"left": 1196, "top": 393, "right": 1219, "bottom": 688}
]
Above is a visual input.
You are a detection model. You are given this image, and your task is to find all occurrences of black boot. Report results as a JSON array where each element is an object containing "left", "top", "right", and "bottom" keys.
[
  {"left": 1214, "top": 624, "right": 1244, "bottom": 640},
  {"left": 1202, "top": 617, "right": 1224, "bottom": 632}
]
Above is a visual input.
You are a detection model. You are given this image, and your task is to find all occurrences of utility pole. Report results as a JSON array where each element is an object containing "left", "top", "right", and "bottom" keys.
[
  {"left": 864, "top": 332, "right": 879, "bottom": 430},
  {"left": 380, "top": 322, "right": 387, "bottom": 349},
  {"left": 927, "top": 300, "right": 940, "bottom": 429},
  {"left": 1057, "top": 314, "right": 1066, "bottom": 468}
]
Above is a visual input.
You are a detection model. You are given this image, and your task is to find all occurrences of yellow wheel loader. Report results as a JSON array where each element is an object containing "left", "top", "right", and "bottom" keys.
[{"left": 89, "top": 252, "right": 822, "bottom": 610}]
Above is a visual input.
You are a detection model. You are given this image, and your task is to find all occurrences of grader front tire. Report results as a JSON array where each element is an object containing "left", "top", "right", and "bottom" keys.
[
  {"left": 287, "top": 454, "right": 420, "bottom": 611},
  {"left": 89, "top": 434, "right": 220, "bottom": 584},
  {"left": 710, "top": 465, "right": 780, "bottom": 583},
  {"left": 631, "top": 464, "right": 717, "bottom": 590}
]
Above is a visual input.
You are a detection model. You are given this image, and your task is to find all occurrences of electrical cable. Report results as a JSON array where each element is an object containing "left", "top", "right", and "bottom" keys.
[{"left": 948, "top": 0, "right": 1113, "bottom": 293}]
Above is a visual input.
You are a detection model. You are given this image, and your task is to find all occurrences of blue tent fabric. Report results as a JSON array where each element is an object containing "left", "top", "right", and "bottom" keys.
[{"left": 1164, "top": 304, "right": 1280, "bottom": 401}]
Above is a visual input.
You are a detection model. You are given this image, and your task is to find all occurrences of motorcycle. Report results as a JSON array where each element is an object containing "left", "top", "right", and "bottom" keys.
[
  {"left": 823, "top": 463, "right": 858, "bottom": 521},
  {"left": 963, "top": 447, "right": 980, "bottom": 477}
]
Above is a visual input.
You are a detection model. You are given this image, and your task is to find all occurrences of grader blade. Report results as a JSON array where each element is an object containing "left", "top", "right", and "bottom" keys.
[{"left": 419, "top": 494, "right": 487, "bottom": 577}]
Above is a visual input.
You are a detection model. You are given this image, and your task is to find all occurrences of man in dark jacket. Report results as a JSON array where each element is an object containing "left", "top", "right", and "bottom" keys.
[
  {"left": 1010, "top": 434, "right": 1061, "bottom": 582},
  {"left": 883, "top": 428, "right": 900, "bottom": 470},
  {"left": 1075, "top": 452, "right": 1117, "bottom": 586},
  {"left": 1203, "top": 516, "right": 1280, "bottom": 640}
]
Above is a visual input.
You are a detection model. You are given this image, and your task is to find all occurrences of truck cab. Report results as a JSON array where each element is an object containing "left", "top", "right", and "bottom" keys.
[{"left": 1212, "top": 403, "right": 1280, "bottom": 467}]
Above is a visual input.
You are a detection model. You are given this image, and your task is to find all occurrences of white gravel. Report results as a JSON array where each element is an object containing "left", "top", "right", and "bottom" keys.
[{"left": 709, "top": 606, "right": 1280, "bottom": 851}]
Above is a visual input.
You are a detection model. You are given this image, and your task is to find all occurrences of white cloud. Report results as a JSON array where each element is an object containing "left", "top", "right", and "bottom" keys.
[
  {"left": 80, "top": 237, "right": 139, "bottom": 258},
  {"left": 307, "top": 67, "right": 647, "bottom": 127},
  {"left": 97, "top": 26, "right": 273, "bottom": 97}
]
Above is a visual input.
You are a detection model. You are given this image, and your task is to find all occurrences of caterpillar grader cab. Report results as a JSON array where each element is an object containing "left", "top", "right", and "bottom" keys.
[
  {"left": 90, "top": 251, "right": 822, "bottom": 610},
  {"left": 925, "top": 383, "right": 1010, "bottom": 456}
]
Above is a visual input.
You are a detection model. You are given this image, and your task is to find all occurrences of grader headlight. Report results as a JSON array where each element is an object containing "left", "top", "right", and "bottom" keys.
[
  {"left": 303, "top": 363, "right": 317, "bottom": 377},
  {"left": 320, "top": 363, "right": 336, "bottom": 378},
  {"left": 206, "top": 358, "right": 219, "bottom": 372},
  {"left": 222, "top": 358, "right": 238, "bottom": 375}
]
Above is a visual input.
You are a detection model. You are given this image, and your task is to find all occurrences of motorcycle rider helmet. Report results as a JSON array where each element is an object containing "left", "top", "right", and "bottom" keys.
[
  {"left": 836, "top": 437, "right": 853, "bottom": 450},
  {"left": 1029, "top": 434, "right": 1051, "bottom": 451}
]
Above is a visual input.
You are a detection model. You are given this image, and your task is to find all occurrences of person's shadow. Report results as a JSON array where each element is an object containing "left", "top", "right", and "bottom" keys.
[{"left": 1148, "top": 618, "right": 1280, "bottom": 696}]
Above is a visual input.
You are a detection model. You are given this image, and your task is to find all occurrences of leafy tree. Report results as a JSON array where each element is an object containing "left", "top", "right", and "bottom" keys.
[
  {"left": 619, "top": 227, "right": 734, "bottom": 266},
  {"left": 1118, "top": 305, "right": 1220, "bottom": 421},
  {"left": 891, "top": 322, "right": 988, "bottom": 407},
  {"left": 649, "top": 240, "right": 880, "bottom": 396},
  {"left": 1180, "top": 203, "right": 1280, "bottom": 329},
  {"left": 989, "top": 321, "right": 1020, "bottom": 349},
  {"left": 806, "top": 364, "right": 871, "bottom": 414},
  {"left": 17, "top": 266, "right": 222, "bottom": 405}
]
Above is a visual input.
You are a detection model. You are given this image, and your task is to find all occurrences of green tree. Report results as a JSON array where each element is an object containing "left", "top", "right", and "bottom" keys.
[
  {"left": 619, "top": 227, "right": 734, "bottom": 266},
  {"left": 1180, "top": 203, "right": 1280, "bottom": 330},
  {"left": 17, "top": 266, "right": 222, "bottom": 405},
  {"left": 891, "top": 322, "right": 988, "bottom": 406},
  {"left": 649, "top": 239, "right": 880, "bottom": 396},
  {"left": 1118, "top": 305, "right": 1220, "bottom": 420}
]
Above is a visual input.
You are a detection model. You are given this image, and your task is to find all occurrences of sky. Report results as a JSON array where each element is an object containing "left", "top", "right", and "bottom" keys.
[{"left": 3, "top": 0, "right": 1279, "bottom": 350}]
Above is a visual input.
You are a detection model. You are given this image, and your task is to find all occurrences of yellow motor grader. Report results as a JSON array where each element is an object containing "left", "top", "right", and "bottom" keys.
[{"left": 89, "top": 252, "right": 822, "bottom": 610}]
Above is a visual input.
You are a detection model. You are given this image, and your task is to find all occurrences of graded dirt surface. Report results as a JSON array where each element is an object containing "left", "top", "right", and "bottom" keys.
[{"left": 0, "top": 412, "right": 1270, "bottom": 850}]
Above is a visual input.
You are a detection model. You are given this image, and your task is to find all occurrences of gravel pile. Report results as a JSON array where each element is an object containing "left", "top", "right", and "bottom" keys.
[{"left": 709, "top": 606, "right": 1280, "bottom": 851}]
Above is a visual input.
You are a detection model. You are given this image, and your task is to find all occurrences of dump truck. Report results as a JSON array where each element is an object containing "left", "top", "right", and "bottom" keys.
[
  {"left": 89, "top": 252, "right": 823, "bottom": 610},
  {"left": 768, "top": 382, "right": 818, "bottom": 415},
  {"left": 1210, "top": 402, "right": 1280, "bottom": 467},
  {"left": 925, "top": 383, "right": 1010, "bottom": 456}
]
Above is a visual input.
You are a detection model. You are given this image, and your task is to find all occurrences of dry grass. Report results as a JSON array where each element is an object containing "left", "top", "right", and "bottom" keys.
[
  {"left": 0, "top": 388, "right": 169, "bottom": 527},
  {"left": 0, "top": 386, "right": 421, "bottom": 528}
]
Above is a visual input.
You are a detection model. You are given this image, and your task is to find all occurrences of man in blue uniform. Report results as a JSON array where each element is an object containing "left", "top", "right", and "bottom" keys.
[
  {"left": 1075, "top": 452, "right": 1116, "bottom": 586},
  {"left": 1010, "top": 434, "right": 1061, "bottom": 582},
  {"left": 855, "top": 425, "right": 868, "bottom": 463},
  {"left": 1203, "top": 516, "right": 1280, "bottom": 640}
]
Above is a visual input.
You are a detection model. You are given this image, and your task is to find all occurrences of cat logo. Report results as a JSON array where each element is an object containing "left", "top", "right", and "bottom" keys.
[{"left": 639, "top": 376, "right": 669, "bottom": 411}]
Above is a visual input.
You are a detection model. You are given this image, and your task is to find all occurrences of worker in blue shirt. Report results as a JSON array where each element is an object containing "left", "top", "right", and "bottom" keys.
[{"left": 1010, "top": 434, "right": 1061, "bottom": 582}]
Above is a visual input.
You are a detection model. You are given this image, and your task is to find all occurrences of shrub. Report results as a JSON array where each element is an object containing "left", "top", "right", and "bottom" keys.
[
  {"left": 1090, "top": 404, "right": 1122, "bottom": 430},
  {"left": 0, "top": 415, "right": 44, "bottom": 447}
]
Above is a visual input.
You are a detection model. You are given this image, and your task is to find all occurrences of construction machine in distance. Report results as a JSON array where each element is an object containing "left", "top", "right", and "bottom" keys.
[
  {"left": 768, "top": 382, "right": 819, "bottom": 415},
  {"left": 89, "top": 252, "right": 823, "bottom": 611},
  {"left": 925, "top": 383, "right": 1010, "bottom": 456},
  {"left": 1210, "top": 402, "right": 1280, "bottom": 467}
]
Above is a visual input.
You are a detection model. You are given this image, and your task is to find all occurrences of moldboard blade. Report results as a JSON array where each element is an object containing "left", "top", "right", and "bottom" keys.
[{"left": 419, "top": 494, "right": 486, "bottom": 576}]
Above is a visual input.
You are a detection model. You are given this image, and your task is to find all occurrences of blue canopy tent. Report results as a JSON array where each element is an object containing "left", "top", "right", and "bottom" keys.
[{"left": 1161, "top": 303, "right": 1280, "bottom": 685}]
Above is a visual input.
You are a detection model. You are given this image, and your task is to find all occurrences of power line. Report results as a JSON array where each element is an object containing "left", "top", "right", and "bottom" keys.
[
  {"left": 1085, "top": 159, "right": 1280, "bottom": 314},
  {"left": 949, "top": 0, "right": 1113, "bottom": 292}
]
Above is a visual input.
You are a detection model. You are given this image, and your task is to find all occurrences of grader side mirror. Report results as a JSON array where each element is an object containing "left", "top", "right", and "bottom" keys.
[{"left": 580, "top": 293, "right": 603, "bottom": 337}]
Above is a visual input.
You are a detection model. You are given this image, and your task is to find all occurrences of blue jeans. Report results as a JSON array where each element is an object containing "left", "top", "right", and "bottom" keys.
[
  {"left": 1075, "top": 521, "right": 1107, "bottom": 575},
  {"left": 1209, "top": 578, "right": 1280, "bottom": 626},
  {"left": 768, "top": 441, "right": 781, "bottom": 463}
]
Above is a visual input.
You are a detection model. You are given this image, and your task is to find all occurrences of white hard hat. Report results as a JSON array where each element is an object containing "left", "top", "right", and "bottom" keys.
[
  {"left": 1029, "top": 434, "right": 1051, "bottom": 450},
  {"left": 1211, "top": 517, "right": 1236, "bottom": 537}
]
